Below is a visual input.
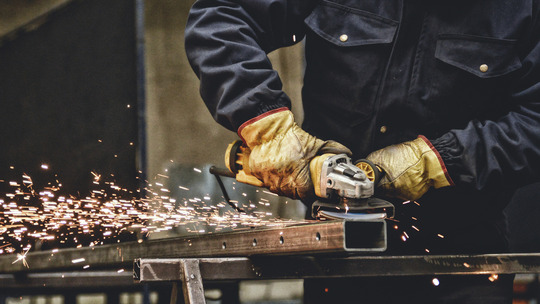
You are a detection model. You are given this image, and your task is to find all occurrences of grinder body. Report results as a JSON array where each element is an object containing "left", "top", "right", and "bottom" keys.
[{"left": 224, "top": 140, "right": 394, "bottom": 220}]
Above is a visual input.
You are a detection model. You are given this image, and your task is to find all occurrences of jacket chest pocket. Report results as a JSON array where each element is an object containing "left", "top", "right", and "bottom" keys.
[
  {"left": 304, "top": 0, "right": 398, "bottom": 46},
  {"left": 303, "top": 0, "right": 398, "bottom": 125},
  {"left": 435, "top": 34, "right": 521, "bottom": 78},
  {"left": 425, "top": 34, "right": 522, "bottom": 122}
]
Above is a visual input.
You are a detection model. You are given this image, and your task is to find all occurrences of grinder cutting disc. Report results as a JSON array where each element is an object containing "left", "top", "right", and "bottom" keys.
[{"left": 312, "top": 197, "right": 395, "bottom": 221}]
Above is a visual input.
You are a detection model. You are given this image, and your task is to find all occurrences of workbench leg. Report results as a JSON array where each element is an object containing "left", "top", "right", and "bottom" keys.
[
  {"left": 180, "top": 259, "right": 205, "bottom": 304},
  {"left": 106, "top": 291, "right": 120, "bottom": 304},
  {"left": 142, "top": 284, "right": 151, "bottom": 304},
  {"left": 64, "top": 293, "right": 77, "bottom": 304},
  {"left": 220, "top": 281, "right": 240, "bottom": 304},
  {"left": 534, "top": 274, "right": 540, "bottom": 304},
  {"left": 170, "top": 282, "right": 179, "bottom": 304}
]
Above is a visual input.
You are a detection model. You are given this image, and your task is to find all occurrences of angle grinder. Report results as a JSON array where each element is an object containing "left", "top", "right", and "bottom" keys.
[{"left": 221, "top": 140, "right": 394, "bottom": 221}]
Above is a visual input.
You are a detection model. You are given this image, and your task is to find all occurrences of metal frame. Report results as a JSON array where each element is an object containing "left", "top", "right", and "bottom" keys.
[
  {"left": 0, "top": 220, "right": 386, "bottom": 273},
  {"left": 134, "top": 254, "right": 540, "bottom": 304},
  {"left": 135, "top": 0, "right": 148, "bottom": 184},
  {"left": 0, "top": 271, "right": 133, "bottom": 290},
  {"left": 1, "top": 220, "right": 540, "bottom": 303},
  {"left": 0, "top": 271, "right": 172, "bottom": 304},
  {"left": 135, "top": 254, "right": 540, "bottom": 282}
]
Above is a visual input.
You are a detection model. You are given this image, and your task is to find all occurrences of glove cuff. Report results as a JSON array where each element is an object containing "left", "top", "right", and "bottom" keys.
[
  {"left": 237, "top": 107, "right": 292, "bottom": 147},
  {"left": 417, "top": 135, "right": 455, "bottom": 188}
]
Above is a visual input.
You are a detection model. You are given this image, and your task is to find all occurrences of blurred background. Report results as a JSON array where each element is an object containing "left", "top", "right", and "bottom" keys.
[
  {"left": 0, "top": 0, "right": 306, "bottom": 303},
  {"left": 0, "top": 0, "right": 539, "bottom": 303},
  {"left": 0, "top": 0, "right": 308, "bottom": 231}
]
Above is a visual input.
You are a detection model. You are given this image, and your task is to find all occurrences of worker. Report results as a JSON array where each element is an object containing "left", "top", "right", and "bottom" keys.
[{"left": 185, "top": 0, "right": 540, "bottom": 302}]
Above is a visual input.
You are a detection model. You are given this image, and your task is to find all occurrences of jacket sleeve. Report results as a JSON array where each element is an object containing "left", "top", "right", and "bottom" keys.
[
  {"left": 432, "top": 5, "right": 540, "bottom": 192},
  {"left": 185, "top": 0, "right": 313, "bottom": 131}
]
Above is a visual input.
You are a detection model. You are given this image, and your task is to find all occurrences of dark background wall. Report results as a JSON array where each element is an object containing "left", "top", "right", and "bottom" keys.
[
  {"left": 0, "top": 0, "right": 308, "bottom": 231},
  {"left": 0, "top": 0, "right": 139, "bottom": 196}
]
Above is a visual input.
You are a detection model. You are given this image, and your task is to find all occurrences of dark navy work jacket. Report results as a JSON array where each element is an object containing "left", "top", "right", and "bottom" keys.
[{"left": 185, "top": 0, "right": 540, "bottom": 254}]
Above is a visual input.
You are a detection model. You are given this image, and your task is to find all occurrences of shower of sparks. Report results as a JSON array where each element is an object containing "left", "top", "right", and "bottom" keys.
[
  {"left": 11, "top": 245, "right": 30, "bottom": 268},
  {"left": 0, "top": 167, "right": 304, "bottom": 259},
  {"left": 72, "top": 258, "right": 85, "bottom": 264},
  {"left": 488, "top": 274, "right": 499, "bottom": 282}
]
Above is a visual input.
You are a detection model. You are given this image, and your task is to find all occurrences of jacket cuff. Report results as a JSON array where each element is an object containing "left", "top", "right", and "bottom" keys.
[
  {"left": 430, "top": 133, "right": 463, "bottom": 186},
  {"left": 232, "top": 90, "right": 291, "bottom": 131},
  {"left": 255, "top": 101, "right": 290, "bottom": 119},
  {"left": 418, "top": 135, "right": 455, "bottom": 187}
]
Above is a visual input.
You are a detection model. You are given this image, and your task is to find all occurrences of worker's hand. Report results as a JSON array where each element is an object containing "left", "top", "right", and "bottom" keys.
[
  {"left": 239, "top": 108, "right": 351, "bottom": 201},
  {"left": 366, "top": 136, "right": 454, "bottom": 201}
]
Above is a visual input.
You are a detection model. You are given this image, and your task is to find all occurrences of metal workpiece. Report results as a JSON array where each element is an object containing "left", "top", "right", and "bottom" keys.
[
  {"left": 134, "top": 254, "right": 540, "bottom": 304},
  {"left": 0, "top": 220, "right": 385, "bottom": 273},
  {"left": 0, "top": 270, "right": 134, "bottom": 290},
  {"left": 180, "top": 259, "right": 205, "bottom": 304},
  {"left": 135, "top": 253, "right": 540, "bottom": 283}
]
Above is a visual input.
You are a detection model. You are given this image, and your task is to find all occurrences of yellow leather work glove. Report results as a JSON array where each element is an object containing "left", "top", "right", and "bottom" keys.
[
  {"left": 239, "top": 107, "right": 351, "bottom": 200},
  {"left": 366, "top": 136, "right": 454, "bottom": 201}
]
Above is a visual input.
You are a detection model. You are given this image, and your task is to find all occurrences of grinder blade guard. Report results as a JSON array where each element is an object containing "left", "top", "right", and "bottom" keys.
[{"left": 311, "top": 154, "right": 394, "bottom": 221}]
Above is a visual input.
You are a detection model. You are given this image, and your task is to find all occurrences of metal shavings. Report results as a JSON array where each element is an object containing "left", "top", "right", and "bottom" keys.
[{"left": 1, "top": 168, "right": 304, "bottom": 260}]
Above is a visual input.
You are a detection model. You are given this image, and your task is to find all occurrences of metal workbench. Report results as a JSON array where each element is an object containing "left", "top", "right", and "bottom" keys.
[{"left": 1, "top": 220, "right": 540, "bottom": 304}]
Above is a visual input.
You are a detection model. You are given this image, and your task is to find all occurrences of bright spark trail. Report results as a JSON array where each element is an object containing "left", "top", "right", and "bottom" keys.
[{"left": 0, "top": 166, "right": 304, "bottom": 258}]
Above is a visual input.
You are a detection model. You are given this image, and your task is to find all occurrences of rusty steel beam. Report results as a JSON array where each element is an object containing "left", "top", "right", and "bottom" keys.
[
  {"left": 0, "top": 220, "right": 385, "bottom": 273},
  {"left": 0, "top": 270, "right": 134, "bottom": 290}
]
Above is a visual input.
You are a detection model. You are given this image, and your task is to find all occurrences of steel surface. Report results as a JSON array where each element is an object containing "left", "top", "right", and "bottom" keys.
[
  {"left": 181, "top": 259, "right": 205, "bottom": 304},
  {"left": 0, "top": 271, "right": 134, "bottom": 289},
  {"left": 0, "top": 220, "right": 383, "bottom": 273},
  {"left": 135, "top": 253, "right": 540, "bottom": 282}
]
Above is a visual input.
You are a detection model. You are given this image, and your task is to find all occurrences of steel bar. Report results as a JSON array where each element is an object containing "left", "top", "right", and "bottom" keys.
[
  {"left": 135, "top": 0, "right": 148, "bottom": 184},
  {"left": 0, "top": 220, "right": 384, "bottom": 273},
  {"left": 170, "top": 282, "right": 179, "bottom": 304},
  {"left": 0, "top": 271, "right": 133, "bottom": 290},
  {"left": 135, "top": 254, "right": 540, "bottom": 282},
  {"left": 181, "top": 259, "right": 205, "bottom": 304}
]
